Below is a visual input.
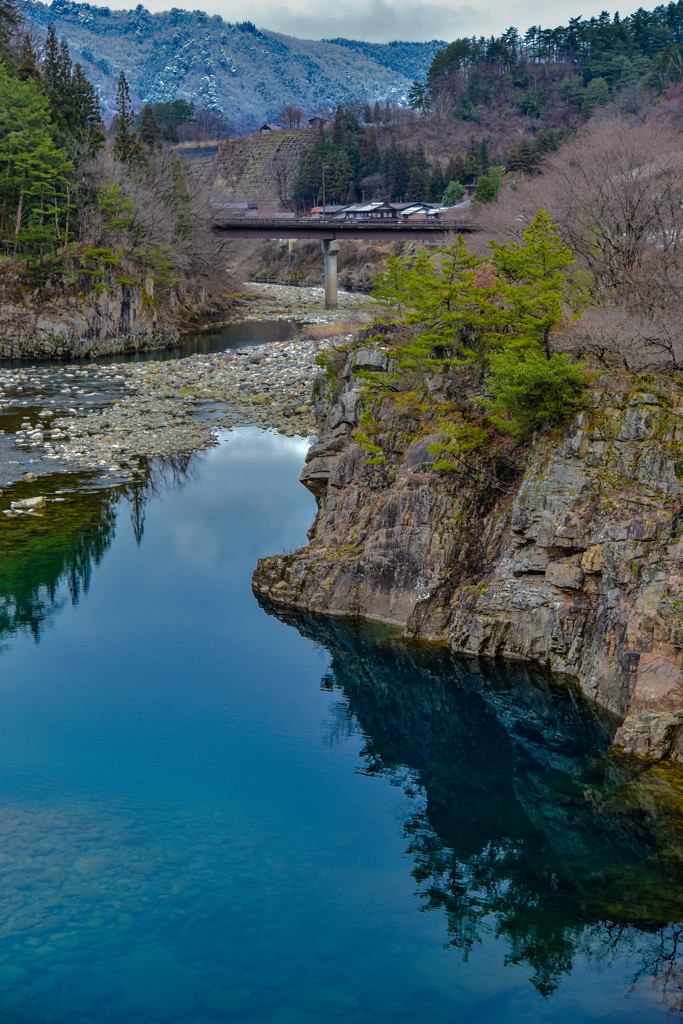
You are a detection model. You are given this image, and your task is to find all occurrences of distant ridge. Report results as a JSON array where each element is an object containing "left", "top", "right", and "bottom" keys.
[{"left": 26, "top": 1, "right": 446, "bottom": 133}]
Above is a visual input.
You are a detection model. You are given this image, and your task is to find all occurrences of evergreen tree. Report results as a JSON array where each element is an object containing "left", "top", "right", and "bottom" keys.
[
  {"left": 412, "top": 143, "right": 428, "bottom": 171},
  {"left": 332, "top": 104, "right": 344, "bottom": 145},
  {"left": 71, "top": 64, "right": 104, "bottom": 154},
  {"left": 406, "top": 166, "right": 426, "bottom": 201},
  {"left": 429, "top": 162, "right": 445, "bottom": 201},
  {"left": 41, "top": 27, "right": 103, "bottom": 155},
  {"left": 488, "top": 207, "right": 573, "bottom": 356},
  {"left": 113, "top": 71, "right": 139, "bottom": 163},
  {"left": 359, "top": 128, "right": 380, "bottom": 178},
  {"left": 140, "top": 104, "right": 161, "bottom": 148},
  {"left": 0, "top": 66, "right": 71, "bottom": 266},
  {"left": 0, "top": 0, "right": 20, "bottom": 64},
  {"left": 16, "top": 36, "right": 40, "bottom": 82},
  {"left": 42, "top": 24, "right": 61, "bottom": 99},
  {"left": 473, "top": 176, "right": 497, "bottom": 203},
  {"left": 442, "top": 180, "right": 466, "bottom": 205}
]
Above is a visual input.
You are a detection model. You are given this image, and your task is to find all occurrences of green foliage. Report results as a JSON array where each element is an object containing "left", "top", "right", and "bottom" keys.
[
  {"left": 113, "top": 71, "right": 141, "bottom": 163},
  {"left": 442, "top": 180, "right": 465, "bottom": 205},
  {"left": 473, "top": 176, "right": 497, "bottom": 203},
  {"left": 488, "top": 208, "right": 574, "bottom": 355},
  {"left": 294, "top": 131, "right": 356, "bottom": 205},
  {"left": 370, "top": 235, "right": 501, "bottom": 373},
  {"left": 484, "top": 348, "right": 590, "bottom": 440},
  {"left": 361, "top": 210, "right": 587, "bottom": 481},
  {"left": 43, "top": 24, "right": 104, "bottom": 156},
  {"left": 424, "top": 6, "right": 683, "bottom": 128},
  {"left": 97, "top": 181, "right": 134, "bottom": 231},
  {"left": 0, "top": 65, "right": 72, "bottom": 268},
  {"left": 354, "top": 429, "right": 387, "bottom": 465},
  {"left": 427, "top": 414, "right": 489, "bottom": 475},
  {"left": 582, "top": 76, "right": 609, "bottom": 115},
  {"left": 139, "top": 104, "right": 161, "bottom": 149},
  {"left": 135, "top": 99, "right": 195, "bottom": 141}
]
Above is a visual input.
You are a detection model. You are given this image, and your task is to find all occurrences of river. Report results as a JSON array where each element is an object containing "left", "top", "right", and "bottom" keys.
[{"left": 1, "top": 377, "right": 683, "bottom": 1018}]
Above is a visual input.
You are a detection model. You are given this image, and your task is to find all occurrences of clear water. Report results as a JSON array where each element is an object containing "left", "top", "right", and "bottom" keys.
[{"left": 1, "top": 427, "right": 683, "bottom": 1023}]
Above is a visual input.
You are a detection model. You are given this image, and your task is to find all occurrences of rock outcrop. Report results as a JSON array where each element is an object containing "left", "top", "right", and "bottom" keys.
[
  {"left": 253, "top": 338, "right": 683, "bottom": 760},
  {"left": 0, "top": 279, "right": 214, "bottom": 360}
]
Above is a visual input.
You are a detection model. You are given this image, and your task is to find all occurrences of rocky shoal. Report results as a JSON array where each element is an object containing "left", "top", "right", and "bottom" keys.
[{"left": 0, "top": 330, "right": 357, "bottom": 494}]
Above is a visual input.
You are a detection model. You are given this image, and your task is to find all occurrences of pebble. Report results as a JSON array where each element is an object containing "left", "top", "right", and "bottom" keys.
[{"left": 0, "top": 285, "right": 373, "bottom": 490}]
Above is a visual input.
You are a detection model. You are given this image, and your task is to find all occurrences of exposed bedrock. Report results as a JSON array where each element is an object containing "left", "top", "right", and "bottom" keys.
[{"left": 253, "top": 340, "right": 683, "bottom": 760}]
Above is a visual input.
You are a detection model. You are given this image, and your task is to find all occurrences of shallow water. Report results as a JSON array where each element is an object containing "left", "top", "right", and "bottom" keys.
[
  {"left": 0, "top": 319, "right": 299, "bottom": 369},
  {"left": 0, "top": 428, "right": 683, "bottom": 1023},
  {"left": 121, "top": 318, "right": 300, "bottom": 363}
]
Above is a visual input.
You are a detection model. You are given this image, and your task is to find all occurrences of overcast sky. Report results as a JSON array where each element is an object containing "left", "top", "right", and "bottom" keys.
[{"left": 88, "top": 0, "right": 641, "bottom": 43}]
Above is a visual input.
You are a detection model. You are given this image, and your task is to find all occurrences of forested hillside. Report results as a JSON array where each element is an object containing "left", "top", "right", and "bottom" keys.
[
  {"left": 415, "top": 5, "right": 683, "bottom": 131},
  {"left": 24, "top": 1, "right": 445, "bottom": 134}
]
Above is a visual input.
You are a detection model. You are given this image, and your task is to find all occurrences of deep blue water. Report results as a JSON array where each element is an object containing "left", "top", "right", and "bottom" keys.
[{"left": 0, "top": 427, "right": 683, "bottom": 1023}]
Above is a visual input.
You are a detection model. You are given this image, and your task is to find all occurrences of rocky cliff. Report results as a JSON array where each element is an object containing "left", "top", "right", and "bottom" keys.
[
  {"left": 253, "top": 337, "right": 683, "bottom": 761},
  {"left": 0, "top": 279, "right": 214, "bottom": 359}
]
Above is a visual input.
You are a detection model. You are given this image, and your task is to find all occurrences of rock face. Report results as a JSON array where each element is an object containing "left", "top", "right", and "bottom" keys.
[
  {"left": 0, "top": 281, "right": 202, "bottom": 360},
  {"left": 252, "top": 340, "right": 683, "bottom": 760}
]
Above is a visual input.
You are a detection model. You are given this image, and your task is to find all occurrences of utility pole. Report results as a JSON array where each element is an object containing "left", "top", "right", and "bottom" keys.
[{"left": 322, "top": 164, "right": 329, "bottom": 216}]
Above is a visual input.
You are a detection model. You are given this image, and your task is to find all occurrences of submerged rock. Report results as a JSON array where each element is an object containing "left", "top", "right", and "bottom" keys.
[{"left": 10, "top": 496, "right": 45, "bottom": 511}]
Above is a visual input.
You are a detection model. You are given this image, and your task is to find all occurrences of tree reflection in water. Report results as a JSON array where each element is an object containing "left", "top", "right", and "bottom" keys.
[
  {"left": 0, "top": 452, "right": 199, "bottom": 643},
  {"left": 259, "top": 604, "right": 683, "bottom": 1012}
]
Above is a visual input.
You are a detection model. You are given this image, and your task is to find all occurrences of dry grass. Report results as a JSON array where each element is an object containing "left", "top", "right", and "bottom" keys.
[{"left": 303, "top": 321, "right": 359, "bottom": 340}]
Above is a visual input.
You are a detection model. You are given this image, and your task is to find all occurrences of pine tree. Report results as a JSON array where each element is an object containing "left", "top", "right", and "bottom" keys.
[
  {"left": 473, "top": 176, "right": 497, "bottom": 203},
  {"left": 42, "top": 23, "right": 60, "bottom": 96},
  {"left": 16, "top": 36, "right": 40, "bottom": 82},
  {"left": 488, "top": 207, "right": 574, "bottom": 356},
  {"left": 71, "top": 64, "right": 104, "bottom": 154},
  {"left": 0, "top": 66, "right": 71, "bottom": 266}
]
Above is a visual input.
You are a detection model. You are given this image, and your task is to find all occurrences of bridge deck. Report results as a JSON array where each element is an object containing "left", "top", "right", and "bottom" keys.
[{"left": 211, "top": 218, "right": 474, "bottom": 241}]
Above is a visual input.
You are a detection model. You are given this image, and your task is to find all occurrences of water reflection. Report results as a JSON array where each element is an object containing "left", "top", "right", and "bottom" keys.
[
  {"left": 0, "top": 319, "right": 300, "bottom": 368},
  {"left": 0, "top": 453, "right": 197, "bottom": 641},
  {"left": 259, "top": 605, "right": 683, "bottom": 1011}
]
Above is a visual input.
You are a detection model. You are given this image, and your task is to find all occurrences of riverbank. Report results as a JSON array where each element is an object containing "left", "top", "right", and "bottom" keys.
[
  {"left": 252, "top": 331, "right": 683, "bottom": 762},
  {"left": 0, "top": 285, "right": 374, "bottom": 497}
]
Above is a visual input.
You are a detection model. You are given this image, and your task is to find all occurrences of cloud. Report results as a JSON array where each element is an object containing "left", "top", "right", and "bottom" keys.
[
  {"left": 260, "top": 0, "right": 475, "bottom": 42},
  {"left": 93, "top": 0, "right": 640, "bottom": 43}
]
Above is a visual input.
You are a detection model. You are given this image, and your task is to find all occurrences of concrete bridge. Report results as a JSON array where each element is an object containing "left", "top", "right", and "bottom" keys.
[{"left": 211, "top": 217, "right": 475, "bottom": 309}]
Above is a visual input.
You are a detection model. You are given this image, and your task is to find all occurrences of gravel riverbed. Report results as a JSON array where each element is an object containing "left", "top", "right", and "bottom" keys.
[{"left": 0, "top": 285, "right": 374, "bottom": 499}]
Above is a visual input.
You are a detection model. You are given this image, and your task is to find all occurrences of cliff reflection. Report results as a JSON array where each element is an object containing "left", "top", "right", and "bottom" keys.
[
  {"left": 260, "top": 604, "right": 683, "bottom": 1009},
  {"left": 0, "top": 453, "right": 197, "bottom": 643}
]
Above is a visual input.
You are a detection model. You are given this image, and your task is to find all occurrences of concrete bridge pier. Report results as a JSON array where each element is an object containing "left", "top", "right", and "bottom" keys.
[{"left": 321, "top": 239, "right": 340, "bottom": 310}]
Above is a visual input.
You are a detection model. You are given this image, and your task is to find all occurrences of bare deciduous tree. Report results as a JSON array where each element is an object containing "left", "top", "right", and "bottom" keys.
[
  {"left": 277, "top": 103, "right": 305, "bottom": 128},
  {"left": 478, "top": 116, "right": 683, "bottom": 370},
  {"left": 265, "top": 149, "right": 300, "bottom": 207}
]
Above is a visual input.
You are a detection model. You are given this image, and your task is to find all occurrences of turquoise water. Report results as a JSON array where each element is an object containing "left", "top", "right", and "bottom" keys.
[{"left": 1, "top": 427, "right": 683, "bottom": 1022}]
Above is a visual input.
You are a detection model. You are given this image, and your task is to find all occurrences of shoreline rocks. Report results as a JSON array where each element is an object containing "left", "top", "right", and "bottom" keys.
[
  {"left": 0, "top": 326, "right": 182, "bottom": 362},
  {"left": 0, "top": 285, "right": 373, "bottom": 490}
]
